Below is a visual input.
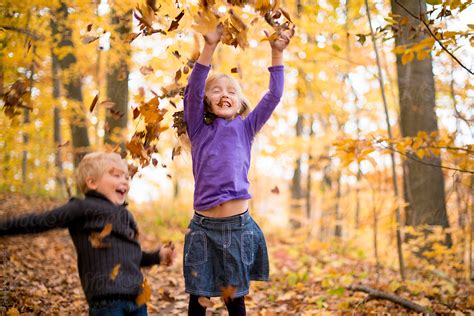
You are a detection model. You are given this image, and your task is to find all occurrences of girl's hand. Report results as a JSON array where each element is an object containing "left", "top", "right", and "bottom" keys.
[
  {"left": 203, "top": 23, "right": 223, "bottom": 46},
  {"left": 159, "top": 241, "right": 176, "bottom": 266},
  {"left": 265, "top": 28, "right": 294, "bottom": 52}
]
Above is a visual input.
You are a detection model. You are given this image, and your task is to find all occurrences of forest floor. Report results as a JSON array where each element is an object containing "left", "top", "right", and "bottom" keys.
[{"left": 1, "top": 193, "right": 473, "bottom": 315}]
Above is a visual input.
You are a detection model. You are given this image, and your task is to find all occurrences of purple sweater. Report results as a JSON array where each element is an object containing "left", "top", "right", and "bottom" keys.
[{"left": 184, "top": 62, "right": 284, "bottom": 211}]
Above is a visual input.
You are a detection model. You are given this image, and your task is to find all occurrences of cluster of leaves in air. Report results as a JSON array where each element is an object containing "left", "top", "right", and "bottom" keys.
[
  {"left": 356, "top": 1, "right": 474, "bottom": 67},
  {"left": 124, "top": 0, "right": 295, "bottom": 171},
  {"left": 2, "top": 79, "right": 31, "bottom": 121},
  {"left": 333, "top": 131, "right": 473, "bottom": 173}
]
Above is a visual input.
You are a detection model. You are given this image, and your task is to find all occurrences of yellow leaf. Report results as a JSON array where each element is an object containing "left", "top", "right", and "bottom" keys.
[
  {"left": 110, "top": 264, "right": 121, "bottom": 281},
  {"left": 401, "top": 51, "right": 414, "bottom": 64},
  {"left": 416, "top": 149, "right": 425, "bottom": 159},
  {"left": 192, "top": 10, "right": 220, "bottom": 36},
  {"left": 136, "top": 278, "right": 152, "bottom": 306},
  {"left": 89, "top": 223, "right": 113, "bottom": 248},
  {"left": 416, "top": 50, "right": 431, "bottom": 60},
  {"left": 393, "top": 45, "right": 406, "bottom": 54},
  {"left": 7, "top": 308, "right": 20, "bottom": 316}
]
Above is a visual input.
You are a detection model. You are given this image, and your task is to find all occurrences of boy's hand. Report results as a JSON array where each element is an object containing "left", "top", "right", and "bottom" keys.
[
  {"left": 159, "top": 241, "right": 176, "bottom": 266},
  {"left": 203, "top": 23, "right": 223, "bottom": 46}
]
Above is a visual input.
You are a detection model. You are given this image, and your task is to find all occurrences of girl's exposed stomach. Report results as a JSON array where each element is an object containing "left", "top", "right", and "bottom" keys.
[{"left": 195, "top": 198, "right": 249, "bottom": 218}]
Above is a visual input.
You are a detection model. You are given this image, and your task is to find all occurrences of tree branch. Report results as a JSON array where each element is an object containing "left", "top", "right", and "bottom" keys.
[
  {"left": 375, "top": 140, "right": 474, "bottom": 174},
  {"left": 393, "top": 0, "right": 473, "bottom": 75},
  {"left": 348, "top": 284, "right": 430, "bottom": 314},
  {"left": 0, "top": 26, "right": 43, "bottom": 40}
]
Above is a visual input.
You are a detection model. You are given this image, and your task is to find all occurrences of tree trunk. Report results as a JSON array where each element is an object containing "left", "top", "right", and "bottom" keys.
[
  {"left": 290, "top": 0, "right": 305, "bottom": 220},
  {"left": 104, "top": 9, "right": 131, "bottom": 148},
  {"left": 391, "top": 0, "right": 450, "bottom": 238},
  {"left": 51, "top": 2, "right": 90, "bottom": 168},
  {"left": 306, "top": 115, "right": 314, "bottom": 219},
  {"left": 52, "top": 49, "right": 70, "bottom": 197}
]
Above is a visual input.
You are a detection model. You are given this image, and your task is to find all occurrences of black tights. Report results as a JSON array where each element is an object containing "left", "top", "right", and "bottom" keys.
[{"left": 188, "top": 294, "right": 246, "bottom": 316}]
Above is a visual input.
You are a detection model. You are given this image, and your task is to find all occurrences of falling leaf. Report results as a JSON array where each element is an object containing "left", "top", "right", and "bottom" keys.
[
  {"left": 139, "top": 97, "right": 167, "bottom": 124},
  {"left": 58, "top": 140, "right": 70, "bottom": 148},
  {"left": 168, "top": 10, "right": 185, "bottom": 32},
  {"left": 191, "top": 270, "right": 198, "bottom": 277},
  {"left": 127, "top": 136, "right": 150, "bottom": 163},
  {"left": 356, "top": 34, "right": 366, "bottom": 45},
  {"left": 136, "top": 278, "right": 152, "bottom": 306},
  {"left": 231, "top": 67, "right": 238, "bottom": 73},
  {"left": 198, "top": 297, "right": 214, "bottom": 308},
  {"left": 82, "top": 35, "right": 99, "bottom": 44},
  {"left": 279, "top": 8, "right": 293, "bottom": 23},
  {"left": 128, "top": 164, "right": 139, "bottom": 178},
  {"left": 192, "top": 9, "right": 221, "bottom": 36},
  {"left": 109, "top": 109, "right": 125, "bottom": 120},
  {"left": 133, "top": 107, "right": 140, "bottom": 120},
  {"left": 140, "top": 66, "right": 154, "bottom": 76},
  {"left": 221, "top": 286, "right": 236, "bottom": 303},
  {"left": 87, "top": 24, "right": 93, "bottom": 32},
  {"left": 271, "top": 186, "right": 280, "bottom": 194},
  {"left": 126, "top": 32, "right": 140, "bottom": 43},
  {"left": 167, "top": 174, "right": 172, "bottom": 179},
  {"left": 172, "top": 50, "right": 181, "bottom": 59},
  {"left": 100, "top": 100, "right": 115, "bottom": 109},
  {"left": 172, "top": 146, "right": 182, "bottom": 160},
  {"left": 89, "top": 223, "right": 112, "bottom": 248},
  {"left": 110, "top": 264, "right": 121, "bottom": 281},
  {"left": 174, "top": 69, "right": 182, "bottom": 83},
  {"left": 89, "top": 94, "right": 99, "bottom": 112},
  {"left": 184, "top": 228, "right": 191, "bottom": 235}
]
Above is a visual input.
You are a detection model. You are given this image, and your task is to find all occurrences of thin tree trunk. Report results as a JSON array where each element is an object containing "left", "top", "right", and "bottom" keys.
[
  {"left": 51, "top": 2, "right": 90, "bottom": 168},
  {"left": 52, "top": 49, "right": 70, "bottom": 198},
  {"left": 334, "top": 171, "right": 342, "bottom": 238},
  {"left": 291, "top": 0, "right": 305, "bottom": 219},
  {"left": 365, "top": 0, "right": 405, "bottom": 280},
  {"left": 306, "top": 116, "right": 314, "bottom": 219},
  {"left": 104, "top": 9, "right": 131, "bottom": 149}
]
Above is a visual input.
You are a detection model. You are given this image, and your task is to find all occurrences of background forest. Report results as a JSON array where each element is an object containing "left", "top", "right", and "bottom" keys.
[{"left": 0, "top": 0, "right": 473, "bottom": 314}]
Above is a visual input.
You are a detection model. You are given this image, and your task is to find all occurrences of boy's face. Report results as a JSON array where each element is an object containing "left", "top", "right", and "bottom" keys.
[{"left": 87, "top": 162, "right": 130, "bottom": 206}]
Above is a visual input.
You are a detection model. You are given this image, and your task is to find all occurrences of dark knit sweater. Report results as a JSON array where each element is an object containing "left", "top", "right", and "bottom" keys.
[{"left": 0, "top": 191, "right": 160, "bottom": 303}]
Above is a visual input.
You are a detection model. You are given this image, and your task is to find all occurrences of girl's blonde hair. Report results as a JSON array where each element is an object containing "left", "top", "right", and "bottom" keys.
[
  {"left": 76, "top": 152, "right": 127, "bottom": 193},
  {"left": 204, "top": 74, "right": 250, "bottom": 118},
  {"left": 177, "top": 73, "right": 252, "bottom": 152}
]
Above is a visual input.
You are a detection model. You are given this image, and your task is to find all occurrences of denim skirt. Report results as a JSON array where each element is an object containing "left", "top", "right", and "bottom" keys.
[{"left": 183, "top": 211, "right": 269, "bottom": 297}]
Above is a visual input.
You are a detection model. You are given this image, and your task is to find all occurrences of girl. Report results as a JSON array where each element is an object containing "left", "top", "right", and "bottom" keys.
[{"left": 183, "top": 24, "right": 292, "bottom": 316}]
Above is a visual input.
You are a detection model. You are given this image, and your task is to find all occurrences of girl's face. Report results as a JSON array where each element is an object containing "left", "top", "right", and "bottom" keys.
[{"left": 205, "top": 76, "right": 241, "bottom": 120}]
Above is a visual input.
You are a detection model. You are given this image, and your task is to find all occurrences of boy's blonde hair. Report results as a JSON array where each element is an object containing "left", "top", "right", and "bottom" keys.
[
  {"left": 76, "top": 152, "right": 127, "bottom": 193},
  {"left": 204, "top": 74, "right": 250, "bottom": 118}
]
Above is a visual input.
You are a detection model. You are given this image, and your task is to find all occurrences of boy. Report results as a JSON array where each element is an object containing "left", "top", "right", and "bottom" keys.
[{"left": 0, "top": 152, "right": 174, "bottom": 315}]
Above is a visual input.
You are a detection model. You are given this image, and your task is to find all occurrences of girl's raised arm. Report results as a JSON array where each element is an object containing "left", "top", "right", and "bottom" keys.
[
  {"left": 244, "top": 29, "right": 293, "bottom": 137},
  {"left": 184, "top": 26, "right": 222, "bottom": 139}
]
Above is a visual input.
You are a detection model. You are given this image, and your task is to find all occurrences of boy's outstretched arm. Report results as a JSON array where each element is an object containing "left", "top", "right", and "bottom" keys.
[
  {"left": 0, "top": 199, "right": 82, "bottom": 236},
  {"left": 140, "top": 242, "right": 175, "bottom": 267}
]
